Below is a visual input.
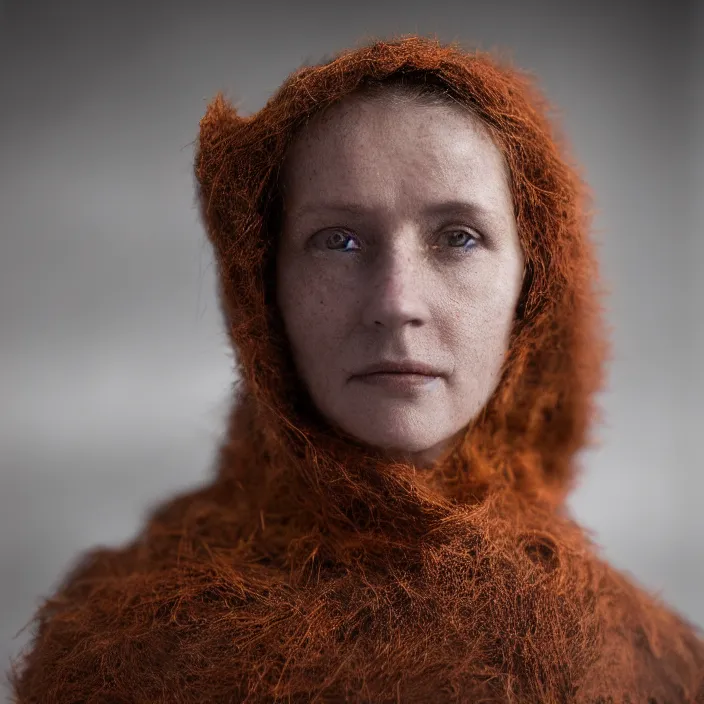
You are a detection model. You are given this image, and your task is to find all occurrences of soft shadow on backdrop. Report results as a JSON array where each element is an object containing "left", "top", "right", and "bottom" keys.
[{"left": 1, "top": 0, "right": 702, "bottom": 693}]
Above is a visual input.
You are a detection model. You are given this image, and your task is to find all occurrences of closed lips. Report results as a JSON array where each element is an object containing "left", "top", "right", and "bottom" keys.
[{"left": 351, "top": 361, "right": 444, "bottom": 377}]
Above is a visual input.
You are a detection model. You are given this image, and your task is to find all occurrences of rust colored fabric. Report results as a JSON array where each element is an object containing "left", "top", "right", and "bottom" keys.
[{"left": 7, "top": 35, "right": 704, "bottom": 703}]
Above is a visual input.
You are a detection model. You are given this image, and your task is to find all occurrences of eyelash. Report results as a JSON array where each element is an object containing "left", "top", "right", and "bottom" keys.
[{"left": 322, "top": 229, "right": 479, "bottom": 253}]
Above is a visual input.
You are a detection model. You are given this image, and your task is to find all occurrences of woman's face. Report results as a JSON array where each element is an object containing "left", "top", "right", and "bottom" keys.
[{"left": 276, "top": 93, "right": 524, "bottom": 466}]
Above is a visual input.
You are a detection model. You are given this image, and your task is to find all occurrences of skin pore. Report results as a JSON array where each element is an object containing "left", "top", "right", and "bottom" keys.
[{"left": 276, "top": 90, "right": 525, "bottom": 467}]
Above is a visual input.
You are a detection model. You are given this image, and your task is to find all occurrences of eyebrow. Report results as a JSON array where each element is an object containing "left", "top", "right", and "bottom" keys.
[{"left": 290, "top": 200, "right": 495, "bottom": 220}]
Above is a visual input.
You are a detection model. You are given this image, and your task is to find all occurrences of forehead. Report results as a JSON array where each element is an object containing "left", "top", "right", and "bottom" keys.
[{"left": 280, "top": 95, "right": 511, "bottom": 213}]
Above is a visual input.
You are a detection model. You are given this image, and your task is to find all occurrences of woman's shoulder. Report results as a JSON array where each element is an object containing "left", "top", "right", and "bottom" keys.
[
  {"left": 6, "top": 481, "right": 262, "bottom": 703},
  {"left": 574, "top": 562, "right": 704, "bottom": 703}
]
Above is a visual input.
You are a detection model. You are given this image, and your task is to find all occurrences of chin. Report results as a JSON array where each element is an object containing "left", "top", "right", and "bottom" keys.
[
  {"left": 338, "top": 409, "right": 452, "bottom": 457},
  {"left": 319, "top": 387, "right": 472, "bottom": 460}
]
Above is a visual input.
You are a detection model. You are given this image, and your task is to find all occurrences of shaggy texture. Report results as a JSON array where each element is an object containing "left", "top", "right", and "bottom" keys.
[{"left": 7, "top": 35, "right": 704, "bottom": 703}]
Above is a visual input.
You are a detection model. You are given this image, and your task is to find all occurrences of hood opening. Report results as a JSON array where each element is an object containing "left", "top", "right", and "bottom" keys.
[{"left": 195, "top": 35, "right": 609, "bottom": 532}]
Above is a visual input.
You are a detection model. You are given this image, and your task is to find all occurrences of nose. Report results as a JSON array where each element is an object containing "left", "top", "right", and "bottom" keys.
[{"left": 360, "top": 241, "right": 430, "bottom": 330}]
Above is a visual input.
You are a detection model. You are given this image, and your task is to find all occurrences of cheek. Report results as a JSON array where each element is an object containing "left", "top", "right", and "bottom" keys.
[
  {"left": 278, "top": 265, "right": 355, "bottom": 376},
  {"left": 480, "top": 279, "right": 521, "bottom": 340},
  {"left": 446, "top": 266, "right": 521, "bottom": 372}
]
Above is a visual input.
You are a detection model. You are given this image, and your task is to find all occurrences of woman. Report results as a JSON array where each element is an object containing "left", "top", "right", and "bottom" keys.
[{"left": 8, "top": 35, "right": 704, "bottom": 703}]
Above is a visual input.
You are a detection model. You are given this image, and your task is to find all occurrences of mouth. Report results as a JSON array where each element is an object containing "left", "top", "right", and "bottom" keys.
[
  {"left": 351, "top": 360, "right": 445, "bottom": 378},
  {"left": 349, "top": 360, "right": 445, "bottom": 393},
  {"left": 350, "top": 372, "right": 442, "bottom": 394}
]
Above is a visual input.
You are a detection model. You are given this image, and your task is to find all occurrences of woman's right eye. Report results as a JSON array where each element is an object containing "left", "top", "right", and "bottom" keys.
[{"left": 324, "top": 230, "right": 360, "bottom": 252}]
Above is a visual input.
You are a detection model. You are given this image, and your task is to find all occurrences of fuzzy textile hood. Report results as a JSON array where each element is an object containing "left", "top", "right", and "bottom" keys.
[{"left": 8, "top": 35, "right": 704, "bottom": 703}]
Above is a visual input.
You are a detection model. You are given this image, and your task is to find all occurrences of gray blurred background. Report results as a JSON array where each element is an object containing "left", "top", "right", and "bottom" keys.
[{"left": 1, "top": 0, "right": 702, "bottom": 695}]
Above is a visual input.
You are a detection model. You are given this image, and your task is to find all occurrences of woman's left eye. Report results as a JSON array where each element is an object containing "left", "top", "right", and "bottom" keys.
[{"left": 444, "top": 230, "right": 477, "bottom": 249}]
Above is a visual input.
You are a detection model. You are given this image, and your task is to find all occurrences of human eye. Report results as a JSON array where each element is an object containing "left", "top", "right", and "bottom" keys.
[
  {"left": 440, "top": 229, "right": 479, "bottom": 251},
  {"left": 322, "top": 229, "right": 361, "bottom": 252}
]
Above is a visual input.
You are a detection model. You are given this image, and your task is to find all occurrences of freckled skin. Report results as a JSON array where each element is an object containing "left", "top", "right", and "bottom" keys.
[{"left": 276, "top": 94, "right": 524, "bottom": 467}]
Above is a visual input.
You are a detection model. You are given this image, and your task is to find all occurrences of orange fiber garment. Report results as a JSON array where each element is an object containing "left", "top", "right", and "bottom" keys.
[{"left": 8, "top": 36, "right": 704, "bottom": 703}]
